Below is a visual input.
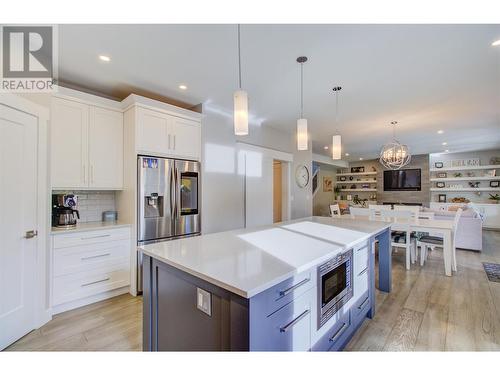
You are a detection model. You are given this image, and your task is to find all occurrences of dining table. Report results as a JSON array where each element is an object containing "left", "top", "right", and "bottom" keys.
[{"left": 332, "top": 215, "right": 455, "bottom": 294}]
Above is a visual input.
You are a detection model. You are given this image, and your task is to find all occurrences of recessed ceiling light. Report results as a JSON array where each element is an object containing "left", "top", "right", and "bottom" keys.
[
  {"left": 492, "top": 39, "right": 500, "bottom": 47},
  {"left": 442, "top": 142, "right": 447, "bottom": 146},
  {"left": 98, "top": 55, "right": 111, "bottom": 62},
  {"left": 345, "top": 153, "right": 350, "bottom": 156},
  {"left": 359, "top": 157, "right": 363, "bottom": 161},
  {"left": 179, "top": 84, "right": 187, "bottom": 90},
  {"left": 437, "top": 130, "right": 444, "bottom": 134},
  {"left": 445, "top": 149, "right": 449, "bottom": 153},
  {"left": 324, "top": 146, "right": 329, "bottom": 150}
]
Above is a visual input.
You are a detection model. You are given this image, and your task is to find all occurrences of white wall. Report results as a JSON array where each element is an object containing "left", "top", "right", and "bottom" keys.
[{"left": 201, "top": 106, "right": 312, "bottom": 234}]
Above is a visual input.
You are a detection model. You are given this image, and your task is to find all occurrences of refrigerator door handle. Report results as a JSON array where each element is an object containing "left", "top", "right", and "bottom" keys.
[
  {"left": 175, "top": 167, "right": 180, "bottom": 219},
  {"left": 169, "top": 165, "right": 175, "bottom": 219}
]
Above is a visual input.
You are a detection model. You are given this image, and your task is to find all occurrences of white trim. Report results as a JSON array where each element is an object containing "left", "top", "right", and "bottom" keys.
[
  {"left": 121, "top": 94, "right": 203, "bottom": 121},
  {"left": 312, "top": 153, "right": 349, "bottom": 168},
  {"left": 0, "top": 93, "right": 51, "bottom": 329},
  {"left": 51, "top": 286, "right": 130, "bottom": 315},
  {"left": 236, "top": 141, "right": 293, "bottom": 162}
]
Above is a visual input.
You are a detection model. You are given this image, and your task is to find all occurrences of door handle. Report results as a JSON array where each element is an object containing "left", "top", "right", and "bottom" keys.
[
  {"left": 24, "top": 230, "right": 38, "bottom": 239},
  {"left": 279, "top": 309, "right": 310, "bottom": 333}
]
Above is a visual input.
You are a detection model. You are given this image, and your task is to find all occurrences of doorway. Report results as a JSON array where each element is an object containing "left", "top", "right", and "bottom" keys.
[{"left": 273, "top": 159, "right": 290, "bottom": 223}]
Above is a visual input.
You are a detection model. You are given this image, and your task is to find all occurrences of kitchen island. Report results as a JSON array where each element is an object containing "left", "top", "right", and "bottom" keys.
[{"left": 140, "top": 216, "right": 391, "bottom": 351}]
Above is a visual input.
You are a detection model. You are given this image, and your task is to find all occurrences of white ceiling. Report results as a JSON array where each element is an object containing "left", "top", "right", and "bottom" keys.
[{"left": 58, "top": 24, "right": 500, "bottom": 160}]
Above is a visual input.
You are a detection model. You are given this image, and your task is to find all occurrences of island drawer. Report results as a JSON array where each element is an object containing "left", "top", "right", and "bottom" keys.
[
  {"left": 251, "top": 269, "right": 316, "bottom": 317},
  {"left": 351, "top": 290, "right": 370, "bottom": 322},
  {"left": 250, "top": 288, "right": 313, "bottom": 351},
  {"left": 53, "top": 227, "right": 131, "bottom": 249},
  {"left": 353, "top": 244, "right": 369, "bottom": 275},
  {"left": 311, "top": 310, "right": 350, "bottom": 351}
]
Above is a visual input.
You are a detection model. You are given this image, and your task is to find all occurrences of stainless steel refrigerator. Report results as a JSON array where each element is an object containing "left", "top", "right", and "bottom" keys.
[{"left": 137, "top": 155, "right": 201, "bottom": 292}]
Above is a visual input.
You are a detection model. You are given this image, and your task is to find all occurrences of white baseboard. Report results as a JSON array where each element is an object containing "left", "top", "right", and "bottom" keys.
[{"left": 51, "top": 286, "right": 130, "bottom": 315}]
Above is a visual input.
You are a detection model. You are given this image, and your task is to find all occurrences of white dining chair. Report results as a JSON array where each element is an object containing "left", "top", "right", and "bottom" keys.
[
  {"left": 329, "top": 204, "right": 341, "bottom": 217},
  {"left": 380, "top": 210, "right": 416, "bottom": 270},
  {"left": 417, "top": 208, "right": 462, "bottom": 271},
  {"left": 350, "top": 207, "right": 371, "bottom": 218},
  {"left": 393, "top": 205, "right": 420, "bottom": 218}
]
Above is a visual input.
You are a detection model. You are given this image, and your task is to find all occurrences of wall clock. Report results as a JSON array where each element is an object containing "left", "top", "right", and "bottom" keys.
[{"left": 295, "top": 165, "right": 310, "bottom": 188}]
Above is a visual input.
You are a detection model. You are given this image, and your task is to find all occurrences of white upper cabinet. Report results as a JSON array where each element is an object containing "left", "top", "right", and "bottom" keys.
[
  {"left": 51, "top": 97, "right": 123, "bottom": 189},
  {"left": 170, "top": 117, "right": 201, "bottom": 160},
  {"left": 136, "top": 107, "right": 200, "bottom": 160},
  {"left": 88, "top": 107, "right": 124, "bottom": 189},
  {"left": 51, "top": 97, "right": 89, "bottom": 188},
  {"left": 136, "top": 107, "right": 170, "bottom": 154}
]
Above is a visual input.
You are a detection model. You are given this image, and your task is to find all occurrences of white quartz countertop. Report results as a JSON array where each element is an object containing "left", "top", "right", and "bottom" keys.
[
  {"left": 139, "top": 216, "right": 390, "bottom": 298},
  {"left": 51, "top": 221, "right": 131, "bottom": 235}
]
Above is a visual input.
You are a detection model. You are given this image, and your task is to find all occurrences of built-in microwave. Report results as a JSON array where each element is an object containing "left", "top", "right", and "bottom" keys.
[{"left": 318, "top": 249, "right": 353, "bottom": 328}]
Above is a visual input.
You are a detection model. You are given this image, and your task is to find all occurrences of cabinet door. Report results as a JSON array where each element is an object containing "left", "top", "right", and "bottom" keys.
[
  {"left": 169, "top": 117, "right": 200, "bottom": 160},
  {"left": 88, "top": 107, "right": 123, "bottom": 189},
  {"left": 137, "top": 108, "right": 169, "bottom": 154},
  {"left": 51, "top": 97, "right": 89, "bottom": 188}
]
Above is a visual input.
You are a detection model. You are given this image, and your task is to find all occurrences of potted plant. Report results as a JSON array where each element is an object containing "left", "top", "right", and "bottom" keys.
[
  {"left": 334, "top": 185, "right": 341, "bottom": 200},
  {"left": 489, "top": 194, "right": 500, "bottom": 204}
]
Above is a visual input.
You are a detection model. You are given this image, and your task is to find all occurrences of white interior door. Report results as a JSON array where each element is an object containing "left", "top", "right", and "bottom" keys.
[{"left": 0, "top": 104, "right": 38, "bottom": 350}]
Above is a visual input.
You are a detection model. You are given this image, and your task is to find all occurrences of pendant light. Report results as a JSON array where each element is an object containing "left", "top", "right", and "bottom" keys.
[
  {"left": 331, "top": 86, "right": 342, "bottom": 160},
  {"left": 379, "top": 121, "right": 411, "bottom": 169},
  {"left": 296, "top": 56, "right": 308, "bottom": 150},
  {"left": 234, "top": 24, "right": 248, "bottom": 136}
]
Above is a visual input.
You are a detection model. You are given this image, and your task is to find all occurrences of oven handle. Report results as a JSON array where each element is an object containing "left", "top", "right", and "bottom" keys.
[
  {"left": 278, "top": 278, "right": 310, "bottom": 297},
  {"left": 329, "top": 322, "right": 348, "bottom": 342},
  {"left": 279, "top": 309, "right": 310, "bottom": 333}
]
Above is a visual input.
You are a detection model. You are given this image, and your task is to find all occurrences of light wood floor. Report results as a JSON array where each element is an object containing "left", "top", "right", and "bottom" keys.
[{"left": 6, "top": 230, "right": 500, "bottom": 351}]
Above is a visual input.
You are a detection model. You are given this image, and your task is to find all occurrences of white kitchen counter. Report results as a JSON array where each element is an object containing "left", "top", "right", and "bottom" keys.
[
  {"left": 50, "top": 221, "right": 131, "bottom": 235},
  {"left": 139, "top": 216, "right": 390, "bottom": 298}
]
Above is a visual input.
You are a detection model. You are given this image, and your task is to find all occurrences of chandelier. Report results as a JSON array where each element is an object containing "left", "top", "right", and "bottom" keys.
[{"left": 379, "top": 121, "right": 411, "bottom": 169}]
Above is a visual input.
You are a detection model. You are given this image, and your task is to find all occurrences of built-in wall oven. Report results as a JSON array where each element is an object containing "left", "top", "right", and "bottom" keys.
[{"left": 318, "top": 249, "right": 353, "bottom": 328}]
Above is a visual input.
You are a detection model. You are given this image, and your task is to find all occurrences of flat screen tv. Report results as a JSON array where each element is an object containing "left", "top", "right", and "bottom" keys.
[{"left": 383, "top": 169, "right": 421, "bottom": 191}]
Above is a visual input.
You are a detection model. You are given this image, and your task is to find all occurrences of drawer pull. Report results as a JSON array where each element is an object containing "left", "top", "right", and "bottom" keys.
[
  {"left": 329, "top": 322, "right": 348, "bottom": 342},
  {"left": 81, "top": 277, "right": 110, "bottom": 287},
  {"left": 356, "top": 246, "right": 367, "bottom": 252},
  {"left": 81, "top": 253, "right": 111, "bottom": 261},
  {"left": 81, "top": 234, "right": 111, "bottom": 240},
  {"left": 279, "top": 309, "right": 310, "bottom": 333},
  {"left": 358, "top": 296, "right": 370, "bottom": 311},
  {"left": 278, "top": 278, "right": 310, "bottom": 297},
  {"left": 358, "top": 267, "right": 368, "bottom": 277}
]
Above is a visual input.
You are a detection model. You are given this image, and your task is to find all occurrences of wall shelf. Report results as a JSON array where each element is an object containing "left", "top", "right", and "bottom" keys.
[
  {"left": 337, "top": 179, "right": 377, "bottom": 183},
  {"left": 430, "top": 188, "right": 500, "bottom": 192},
  {"left": 430, "top": 164, "right": 500, "bottom": 172},
  {"left": 336, "top": 171, "right": 377, "bottom": 177},
  {"left": 340, "top": 189, "right": 377, "bottom": 192},
  {"left": 430, "top": 176, "right": 498, "bottom": 182}
]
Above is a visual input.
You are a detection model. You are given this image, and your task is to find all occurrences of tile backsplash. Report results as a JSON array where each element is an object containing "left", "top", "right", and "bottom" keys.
[{"left": 53, "top": 190, "right": 116, "bottom": 223}]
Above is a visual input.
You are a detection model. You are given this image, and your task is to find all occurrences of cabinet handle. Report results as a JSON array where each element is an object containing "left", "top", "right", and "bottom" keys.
[
  {"left": 168, "top": 134, "right": 171, "bottom": 149},
  {"left": 81, "top": 277, "right": 110, "bottom": 287},
  {"left": 83, "top": 164, "right": 86, "bottom": 184},
  {"left": 278, "top": 278, "right": 310, "bottom": 297},
  {"left": 329, "top": 322, "right": 348, "bottom": 342},
  {"left": 357, "top": 246, "right": 367, "bottom": 252},
  {"left": 80, "top": 234, "right": 111, "bottom": 240},
  {"left": 358, "top": 267, "right": 368, "bottom": 277},
  {"left": 173, "top": 135, "right": 176, "bottom": 150},
  {"left": 90, "top": 164, "right": 94, "bottom": 184},
  {"left": 279, "top": 309, "right": 310, "bottom": 333},
  {"left": 81, "top": 252, "right": 111, "bottom": 261},
  {"left": 357, "top": 296, "right": 370, "bottom": 311}
]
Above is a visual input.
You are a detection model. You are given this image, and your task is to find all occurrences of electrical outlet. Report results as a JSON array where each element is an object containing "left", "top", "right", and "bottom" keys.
[{"left": 196, "top": 287, "right": 211, "bottom": 316}]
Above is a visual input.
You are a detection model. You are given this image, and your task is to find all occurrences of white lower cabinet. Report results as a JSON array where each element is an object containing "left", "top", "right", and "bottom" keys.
[{"left": 51, "top": 227, "right": 131, "bottom": 313}]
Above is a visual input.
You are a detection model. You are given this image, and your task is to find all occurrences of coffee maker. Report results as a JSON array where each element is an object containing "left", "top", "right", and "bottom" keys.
[{"left": 52, "top": 194, "right": 80, "bottom": 227}]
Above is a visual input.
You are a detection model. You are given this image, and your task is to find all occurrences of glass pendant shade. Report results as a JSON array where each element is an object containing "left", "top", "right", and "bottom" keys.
[
  {"left": 297, "top": 118, "right": 308, "bottom": 151},
  {"left": 234, "top": 90, "right": 248, "bottom": 136},
  {"left": 332, "top": 135, "right": 341, "bottom": 160}
]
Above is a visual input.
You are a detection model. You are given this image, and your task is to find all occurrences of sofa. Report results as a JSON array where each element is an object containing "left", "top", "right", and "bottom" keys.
[{"left": 422, "top": 205, "right": 483, "bottom": 251}]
